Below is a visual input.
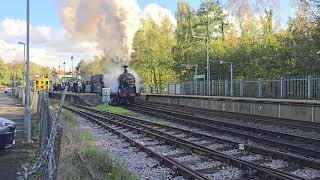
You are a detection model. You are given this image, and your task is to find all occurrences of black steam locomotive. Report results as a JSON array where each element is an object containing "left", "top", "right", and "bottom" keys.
[
  {"left": 89, "top": 66, "right": 137, "bottom": 104},
  {"left": 112, "top": 65, "right": 137, "bottom": 104}
]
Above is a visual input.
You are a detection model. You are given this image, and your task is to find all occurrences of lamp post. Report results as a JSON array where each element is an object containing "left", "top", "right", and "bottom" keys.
[
  {"left": 63, "top": 61, "right": 66, "bottom": 77},
  {"left": 193, "top": 36, "right": 210, "bottom": 95},
  {"left": 18, "top": 42, "right": 26, "bottom": 85},
  {"left": 220, "top": 61, "right": 233, "bottom": 96},
  {"left": 71, "top": 56, "right": 74, "bottom": 78},
  {"left": 24, "top": 0, "right": 32, "bottom": 143}
]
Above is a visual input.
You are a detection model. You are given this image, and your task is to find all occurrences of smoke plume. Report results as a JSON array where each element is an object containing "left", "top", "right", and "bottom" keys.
[
  {"left": 103, "top": 63, "right": 141, "bottom": 93},
  {"left": 60, "top": 0, "right": 140, "bottom": 59}
]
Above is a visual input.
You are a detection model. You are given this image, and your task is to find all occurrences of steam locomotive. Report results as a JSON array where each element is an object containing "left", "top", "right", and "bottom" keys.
[
  {"left": 113, "top": 65, "right": 137, "bottom": 104},
  {"left": 90, "top": 65, "right": 137, "bottom": 104}
]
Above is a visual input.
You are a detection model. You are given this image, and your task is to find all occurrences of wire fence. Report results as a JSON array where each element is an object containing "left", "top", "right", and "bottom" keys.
[
  {"left": 19, "top": 87, "right": 67, "bottom": 180},
  {"left": 164, "top": 76, "right": 320, "bottom": 100}
]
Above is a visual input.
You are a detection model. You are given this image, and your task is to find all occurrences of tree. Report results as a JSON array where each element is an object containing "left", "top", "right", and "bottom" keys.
[
  {"left": 130, "top": 16, "right": 176, "bottom": 92},
  {"left": 172, "top": 0, "right": 197, "bottom": 81},
  {"left": 0, "top": 58, "right": 10, "bottom": 86}
]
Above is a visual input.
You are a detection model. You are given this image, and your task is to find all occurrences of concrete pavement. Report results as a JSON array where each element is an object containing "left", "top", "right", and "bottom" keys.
[{"left": 0, "top": 90, "right": 27, "bottom": 180}]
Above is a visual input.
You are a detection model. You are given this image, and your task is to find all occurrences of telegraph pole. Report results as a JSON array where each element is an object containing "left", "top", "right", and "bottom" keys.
[{"left": 24, "top": 0, "right": 32, "bottom": 143}]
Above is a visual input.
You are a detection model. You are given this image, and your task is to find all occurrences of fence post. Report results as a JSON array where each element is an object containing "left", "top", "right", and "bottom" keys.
[
  {"left": 308, "top": 75, "right": 312, "bottom": 99},
  {"left": 218, "top": 80, "right": 221, "bottom": 96},
  {"left": 212, "top": 80, "right": 215, "bottom": 96},
  {"left": 225, "top": 80, "right": 228, "bottom": 96},
  {"left": 258, "top": 78, "right": 263, "bottom": 97},
  {"left": 167, "top": 83, "right": 169, "bottom": 94},
  {"left": 280, "top": 77, "right": 284, "bottom": 98},
  {"left": 174, "top": 84, "right": 176, "bottom": 94},
  {"left": 240, "top": 80, "right": 244, "bottom": 97}
]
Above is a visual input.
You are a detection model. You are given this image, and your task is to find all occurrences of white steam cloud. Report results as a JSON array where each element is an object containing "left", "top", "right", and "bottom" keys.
[
  {"left": 61, "top": 0, "right": 140, "bottom": 59},
  {"left": 60, "top": 0, "right": 176, "bottom": 60},
  {"left": 103, "top": 64, "right": 141, "bottom": 93}
]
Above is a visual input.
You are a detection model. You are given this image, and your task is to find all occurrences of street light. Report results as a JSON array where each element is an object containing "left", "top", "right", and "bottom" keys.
[
  {"left": 220, "top": 61, "right": 234, "bottom": 96},
  {"left": 63, "top": 61, "right": 66, "bottom": 77},
  {"left": 24, "top": 0, "right": 32, "bottom": 143},
  {"left": 71, "top": 56, "right": 74, "bottom": 78},
  {"left": 18, "top": 42, "right": 26, "bottom": 84},
  {"left": 193, "top": 36, "right": 210, "bottom": 95}
]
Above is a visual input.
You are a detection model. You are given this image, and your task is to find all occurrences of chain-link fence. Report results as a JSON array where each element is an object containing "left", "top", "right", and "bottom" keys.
[
  {"left": 165, "top": 76, "right": 320, "bottom": 100},
  {"left": 19, "top": 88, "right": 67, "bottom": 180}
]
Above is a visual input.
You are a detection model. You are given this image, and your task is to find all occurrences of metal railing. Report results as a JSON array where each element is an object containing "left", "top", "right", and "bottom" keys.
[
  {"left": 19, "top": 88, "right": 67, "bottom": 180},
  {"left": 165, "top": 76, "right": 320, "bottom": 99}
]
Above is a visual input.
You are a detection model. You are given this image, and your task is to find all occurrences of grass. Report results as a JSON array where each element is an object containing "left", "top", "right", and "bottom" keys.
[
  {"left": 96, "top": 104, "right": 173, "bottom": 127},
  {"left": 26, "top": 114, "right": 41, "bottom": 163},
  {"left": 96, "top": 104, "right": 137, "bottom": 116},
  {"left": 74, "top": 130, "right": 95, "bottom": 143},
  {"left": 59, "top": 111, "right": 138, "bottom": 180},
  {"left": 81, "top": 144, "right": 137, "bottom": 180},
  {"left": 62, "top": 111, "right": 79, "bottom": 127}
]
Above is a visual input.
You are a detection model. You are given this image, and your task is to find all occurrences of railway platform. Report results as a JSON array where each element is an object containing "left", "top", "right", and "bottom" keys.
[
  {"left": 0, "top": 90, "right": 28, "bottom": 179},
  {"left": 142, "top": 94, "right": 320, "bottom": 123}
]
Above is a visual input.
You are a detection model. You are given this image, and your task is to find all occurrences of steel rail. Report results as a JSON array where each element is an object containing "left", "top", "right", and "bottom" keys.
[
  {"left": 66, "top": 105, "right": 305, "bottom": 180},
  {"left": 76, "top": 104, "right": 320, "bottom": 170},
  {"left": 65, "top": 106, "right": 208, "bottom": 180},
  {"left": 130, "top": 103, "right": 320, "bottom": 145},
  {"left": 132, "top": 103, "right": 320, "bottom": 146},
  {"left": 123, "top": 105, "right": 320, "bottom": 160},
  {"left": 135, "top": 101, "right": 320, "bottom": 131}
]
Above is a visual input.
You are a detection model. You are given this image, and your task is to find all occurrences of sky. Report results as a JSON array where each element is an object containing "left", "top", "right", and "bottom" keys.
[{"left": 0, "top": 0, "right": 295, "bottom": 71}]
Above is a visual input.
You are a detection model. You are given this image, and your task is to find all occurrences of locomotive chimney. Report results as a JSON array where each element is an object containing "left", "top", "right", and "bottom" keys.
[{"left": 123, "top": 65, "right": 128, "bottom": 73}]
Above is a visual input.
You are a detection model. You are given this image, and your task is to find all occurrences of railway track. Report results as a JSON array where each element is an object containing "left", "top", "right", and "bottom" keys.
[
  {"left": 134, "top": 101, "right": 320, "bottom": 132},
  {"left": 65, "top": 105, "right": 320, "bottom": 179},
  {"left": 124, "top": 102, "right": 320, "bottom": 160}
]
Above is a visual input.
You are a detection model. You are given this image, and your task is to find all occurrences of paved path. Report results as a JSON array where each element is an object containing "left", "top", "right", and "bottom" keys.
[{"left": 0, "top": 91, "right": 27, "bottom": 180}]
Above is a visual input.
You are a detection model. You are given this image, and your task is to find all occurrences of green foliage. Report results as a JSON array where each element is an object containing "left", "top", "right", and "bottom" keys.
[
  {"left": 62, "top": 111, "right": 79, "bottom": 127},
  {"left": 81, "top": 144, "right": 138, "bottom": 180},
  {"left": 74, "top": 130, "right": 95, "bottom": 143},
  {"left": 96, "top": 105, "right": 136, "bottom": 115},
  {"left": 0, "top": 58, "right": 10, "bottom": 85},
  {"left": 130, "top": 16, "right": 176, "bottom": 92},
  {"left": 75, "top": 54, "right": 114, "bottom": 80}
]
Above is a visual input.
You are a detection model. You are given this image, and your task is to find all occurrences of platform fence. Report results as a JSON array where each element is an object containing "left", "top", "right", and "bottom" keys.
[
  {"left": 19, "top": 88, "right": 67, "bottom": 180},
  {"left": 164, "top": 76, "right": 320, "bottom": 100}
]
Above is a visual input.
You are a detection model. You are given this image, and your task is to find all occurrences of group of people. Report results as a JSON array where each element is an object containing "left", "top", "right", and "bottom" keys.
[{"left": 53, "top": 81, "right": 83, "bottom": 94}]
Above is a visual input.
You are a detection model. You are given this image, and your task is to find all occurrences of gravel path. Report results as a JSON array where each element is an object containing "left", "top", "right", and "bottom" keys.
[{"left": 77, "top": 115, "right": 183, "bottom": 180}]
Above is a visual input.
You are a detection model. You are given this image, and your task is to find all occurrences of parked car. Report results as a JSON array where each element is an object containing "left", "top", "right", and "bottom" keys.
[{"left": 0, "top": 117, "right": 16, "bottom": 149}]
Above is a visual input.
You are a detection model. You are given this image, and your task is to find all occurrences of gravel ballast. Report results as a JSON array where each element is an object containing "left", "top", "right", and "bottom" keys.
[{"left": 77, "top": 115, "right": 182, "bottom": 179}]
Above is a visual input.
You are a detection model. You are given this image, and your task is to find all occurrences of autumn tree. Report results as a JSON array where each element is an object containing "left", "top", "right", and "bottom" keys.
[
  {"left": 130, "top": 16, "right": 176, "bottom": 92},
  {"left": 0, "top": 58, "right": 10, "bottom": 86}
]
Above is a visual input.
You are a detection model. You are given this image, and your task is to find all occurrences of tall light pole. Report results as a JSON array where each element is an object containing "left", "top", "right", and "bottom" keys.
[
  {"left": 18, "top": 42, "right": 26, "bottom": 85},
  {"left": 193, "top": 36, "right": 210, "bottom": 95},
  {"left": 71, "top": 56, "right": 74, "bottom": 78},
  {"left": 220, "top": 61, "right": 233, "bottom": 96},
  {"left": 24, "top": 0, "right": 32, "bottom": 143},
  {"left": 63, "top": 61, "right": 66, "bottom": 77}
]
